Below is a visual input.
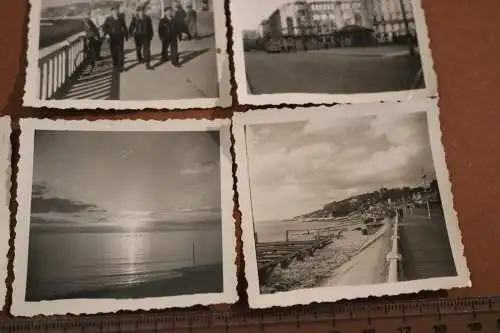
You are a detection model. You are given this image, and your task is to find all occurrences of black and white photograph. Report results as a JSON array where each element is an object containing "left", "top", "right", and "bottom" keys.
[
  {"left": 24, "top": 0, "right": 230, "bottom": 109},
  {"left": 234, "top": 100, "right": 469, "bottom": 308},
  {"left": 0, "top": 117, "right": 11, "bottom": 308},
  {"left": 231, "top": 0, "right": 437, "bottom": 106},
  {"left": 12, "top": 119, "right": 236, "bottom": 316}
]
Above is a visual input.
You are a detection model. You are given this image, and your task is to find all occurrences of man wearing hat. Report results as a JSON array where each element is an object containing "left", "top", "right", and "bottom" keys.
[
  {"left": 173, "top": 2, "right": 190, "bottom": 41},
  {"left": 103, "top": 5, "right": 129, "bottom": 71},
  {"left": 129, "top": 6, "right": 154, "bottom": 70},
  {"left": 158, "top": 6, "right": 181, "bottom": 67}
]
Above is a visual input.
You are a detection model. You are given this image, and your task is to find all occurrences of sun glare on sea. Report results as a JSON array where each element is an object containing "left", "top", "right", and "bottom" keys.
[{"left": 119, "top": 212, "right": 151, "bottom": 230}]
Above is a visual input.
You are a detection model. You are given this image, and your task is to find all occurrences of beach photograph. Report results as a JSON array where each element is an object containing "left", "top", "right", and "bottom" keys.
[
  {"left": 235, "top": 101, "right": 470, "bottom": 307},
  {"left": 231, "top": 0, "right": 437, "bottom": 105},
  {"left": 13, "top": 119, "right": 236, "bottom": 315},
  {"left": 25, "top": 0, "right": 230, "bottom": 109}
]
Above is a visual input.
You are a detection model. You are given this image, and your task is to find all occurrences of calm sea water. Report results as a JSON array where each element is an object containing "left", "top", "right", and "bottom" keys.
[
  {"left": 254, "top": 220, "right": 344, "bottom": 243},
  {"left": 26, "top": 228, "right": 222, "bottom": 300}
]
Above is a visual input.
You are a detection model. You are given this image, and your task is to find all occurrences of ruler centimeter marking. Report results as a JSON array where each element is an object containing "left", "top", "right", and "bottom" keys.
[{"left": 2, "top": 297, "right": 500, "bottom": 332}]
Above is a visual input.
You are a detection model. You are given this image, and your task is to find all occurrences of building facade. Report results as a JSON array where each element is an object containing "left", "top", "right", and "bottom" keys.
[{"left": 260, "top": 0, "right": 416, "bottom": 47}]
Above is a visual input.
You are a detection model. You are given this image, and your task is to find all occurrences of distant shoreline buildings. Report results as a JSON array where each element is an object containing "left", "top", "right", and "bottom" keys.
[
  {"left": 244, "top": 0, "right": 417, "bottom": 48},
  {"left": 41, "top": 0, "right": 212, "bottom": 19}
]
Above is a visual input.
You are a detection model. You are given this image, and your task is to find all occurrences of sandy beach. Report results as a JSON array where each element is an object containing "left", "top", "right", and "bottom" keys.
[
  {"left": 260, "top": 221, "right": 390, "bottom": 294},
  {"left": 36, "top": 264, "right": 223, "bottom": 301}
]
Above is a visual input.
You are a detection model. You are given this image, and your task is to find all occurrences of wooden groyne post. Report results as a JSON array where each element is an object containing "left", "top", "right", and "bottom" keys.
[{"left": 192, "top": 242, "right": 196, "bottom": 267}]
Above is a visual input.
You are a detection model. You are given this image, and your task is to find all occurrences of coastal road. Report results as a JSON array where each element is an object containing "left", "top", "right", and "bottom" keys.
[
  {"left": 244, "top": 46, "right": 424, "bottom": 95},
  {"left": 322, "top": 224, "right": 391, "bottom": 287}
]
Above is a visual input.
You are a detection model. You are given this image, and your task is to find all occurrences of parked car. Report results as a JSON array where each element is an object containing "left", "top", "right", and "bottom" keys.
[{"left": 265, "top": 39, "right": 284, "bottom": 53}]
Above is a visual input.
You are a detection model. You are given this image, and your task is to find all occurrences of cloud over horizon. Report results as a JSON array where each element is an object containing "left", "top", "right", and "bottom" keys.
[
  {"left": 30, "top": 130, "right": 222, "bottom": 229},
  {"left": 246, "top": 112, "right": 436, "bottom": 222}
]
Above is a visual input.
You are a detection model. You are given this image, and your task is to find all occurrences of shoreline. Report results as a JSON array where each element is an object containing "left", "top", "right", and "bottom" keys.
[
  {"left": 27, "top": 264, "right": 223, "bottom": 302},
  {"left": 260, "top": 220, "right": 390, "bottom": 294}
]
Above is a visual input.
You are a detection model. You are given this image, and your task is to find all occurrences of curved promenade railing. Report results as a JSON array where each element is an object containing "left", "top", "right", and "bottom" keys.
[
  {"left": 37, "top": 18, "right": 105, "bottom": 100},
  {"left": 386, "top": 210, "right": 402, "bottom": 283},
  {"left": 38, "top": 34, "right": 85, "bottom": 100}
]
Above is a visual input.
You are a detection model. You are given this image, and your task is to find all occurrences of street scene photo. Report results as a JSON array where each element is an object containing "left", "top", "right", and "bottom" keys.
[
  {"left": 13, "top": 121, "right": 236, "bottom": 315},
  {"left": 236, "top": 105, "right": 468, "bottom": 306},
  {"left": 233, "top": 0, "right": 430, "bottom": 99},
  {"left": 28, "top": 0, "right": 225, "bottom": 107}
]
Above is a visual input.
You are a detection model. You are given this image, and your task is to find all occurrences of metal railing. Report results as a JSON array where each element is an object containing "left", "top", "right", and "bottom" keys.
[{"left": 386, "top": 210, "right": 401, "bottom": 283}]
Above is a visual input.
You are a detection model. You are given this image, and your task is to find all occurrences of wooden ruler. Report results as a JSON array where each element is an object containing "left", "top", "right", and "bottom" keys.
[{"left": 2, "top": 296, "right": 500, "bottom": 332}]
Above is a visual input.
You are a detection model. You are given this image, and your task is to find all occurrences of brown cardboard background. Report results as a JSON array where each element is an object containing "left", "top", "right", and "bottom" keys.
[{"left": 0, "top": 0, "right": 499, "bottom": 319}]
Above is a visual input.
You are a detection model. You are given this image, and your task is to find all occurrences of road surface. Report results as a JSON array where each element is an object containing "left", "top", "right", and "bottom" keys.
[{"left": 244, "top": 45, "right": 424, "bottom": 95}]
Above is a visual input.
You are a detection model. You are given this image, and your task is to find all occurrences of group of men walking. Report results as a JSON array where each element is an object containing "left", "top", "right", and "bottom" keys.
[{"left": 82, "top": 2, "right": 198, "bottom": 73}]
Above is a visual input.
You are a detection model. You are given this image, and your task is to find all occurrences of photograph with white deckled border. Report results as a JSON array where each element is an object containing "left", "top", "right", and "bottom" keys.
[
  {"left": 24, "top": 0, "right": 230, "bottom": 110},
  {"left": 231, "top": 0, "right": 437, "bottom": 106},
  {"left": 234, "top": 100, "right": 470, "bottom": 308},
  {"left": 12, "top": 118, "right": 236, "bottom": 316},
  {"left": 0, "top": 117, "right": 11, "bottom": 309}
]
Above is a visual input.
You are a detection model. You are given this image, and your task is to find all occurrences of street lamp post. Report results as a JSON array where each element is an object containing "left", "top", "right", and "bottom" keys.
[{"left": 398, "top": 0, "right": 415, "bottom": 55}]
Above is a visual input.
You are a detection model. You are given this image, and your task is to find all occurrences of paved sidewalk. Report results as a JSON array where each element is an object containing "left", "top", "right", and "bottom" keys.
[
  {"left": 321, "top": 222, "right": 392, "bottom": 287},
  {"left": 120, "top": 36, "right": 218, "bottom": 100},
  {"left": 399, "top": 207, "right": 457, "bottom": 280}
]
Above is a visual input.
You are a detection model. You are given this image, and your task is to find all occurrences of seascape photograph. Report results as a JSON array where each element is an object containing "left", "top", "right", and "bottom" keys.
[
  {"left": 235, "top": 102, "right": 470, "bottom": 307},
  {"left": 13, "top": 119, "right": 236, "bottom": 315}
]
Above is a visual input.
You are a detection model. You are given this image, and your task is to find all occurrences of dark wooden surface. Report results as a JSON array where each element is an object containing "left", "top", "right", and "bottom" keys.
[
  {"left": 256, "top": 239, "right": 332, "bottom": 270},
  {"left": 0, "top": 0, "right": 499, "bottom": 331}
]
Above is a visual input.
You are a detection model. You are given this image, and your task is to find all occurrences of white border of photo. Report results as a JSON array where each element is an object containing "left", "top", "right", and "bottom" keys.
[
  {"left": 0, "top": 117, "right": 11, "bottom": 308},
  {"left": 233, "top": 99, "right": 470, "bottom": 308},
  {"left": 23, "top": 1, "right": 231, "bottom": 110},
  {"left": 231, "top": 0, "right": 438, "bottom": 106},
  {"left": 12, "top": 118, "right": 237, "bottom": 316}
]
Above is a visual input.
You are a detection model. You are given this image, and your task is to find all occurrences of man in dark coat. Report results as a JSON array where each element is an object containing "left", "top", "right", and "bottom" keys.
[
  {"left": 82, "top": 11, "right": 101, "bottom": 71},
  {"left": 173, "top": 2, "right": 190, "bottom": 41},
  {"left": 185, "top": 4, "right": 197, "bottom": 40},
  {"left": 129, "top": 6, "right": 154, "bottom": 70},
  {"left": 103, "top": 5, "right": 129, "bottom": 71},
  {"left": 158, "top": 7, "right": 181, "bottom": 67}
]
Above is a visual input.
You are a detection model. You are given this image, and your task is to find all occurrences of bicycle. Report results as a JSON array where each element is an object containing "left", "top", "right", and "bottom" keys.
[{"left": 74, "top": 37, "right": 108, "bottom": 75}]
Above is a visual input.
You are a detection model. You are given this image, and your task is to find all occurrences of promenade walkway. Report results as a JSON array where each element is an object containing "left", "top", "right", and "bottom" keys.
[
  {"left": 322, "top": 230, "right": 390, "bottom": 286},
  {"left": 52, "top": 13, "right": 217, "bottom": 101},
  {"left": 321, "top": 221, "right": 392, "bottom": 287},
  {"left": 398, "top": 206, "right": 457, "bottom": 280}
]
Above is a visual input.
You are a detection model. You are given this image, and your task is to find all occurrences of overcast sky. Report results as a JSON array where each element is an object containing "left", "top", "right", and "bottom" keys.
[
  {"left": 235, "top": 0, "right": 359, "bottom": 30},
  {"left": 31, "top": 130, "right": 221, "bottom": 226},
  {"left": 246, "top": 112, "right": 435, "bottom": 222}
]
